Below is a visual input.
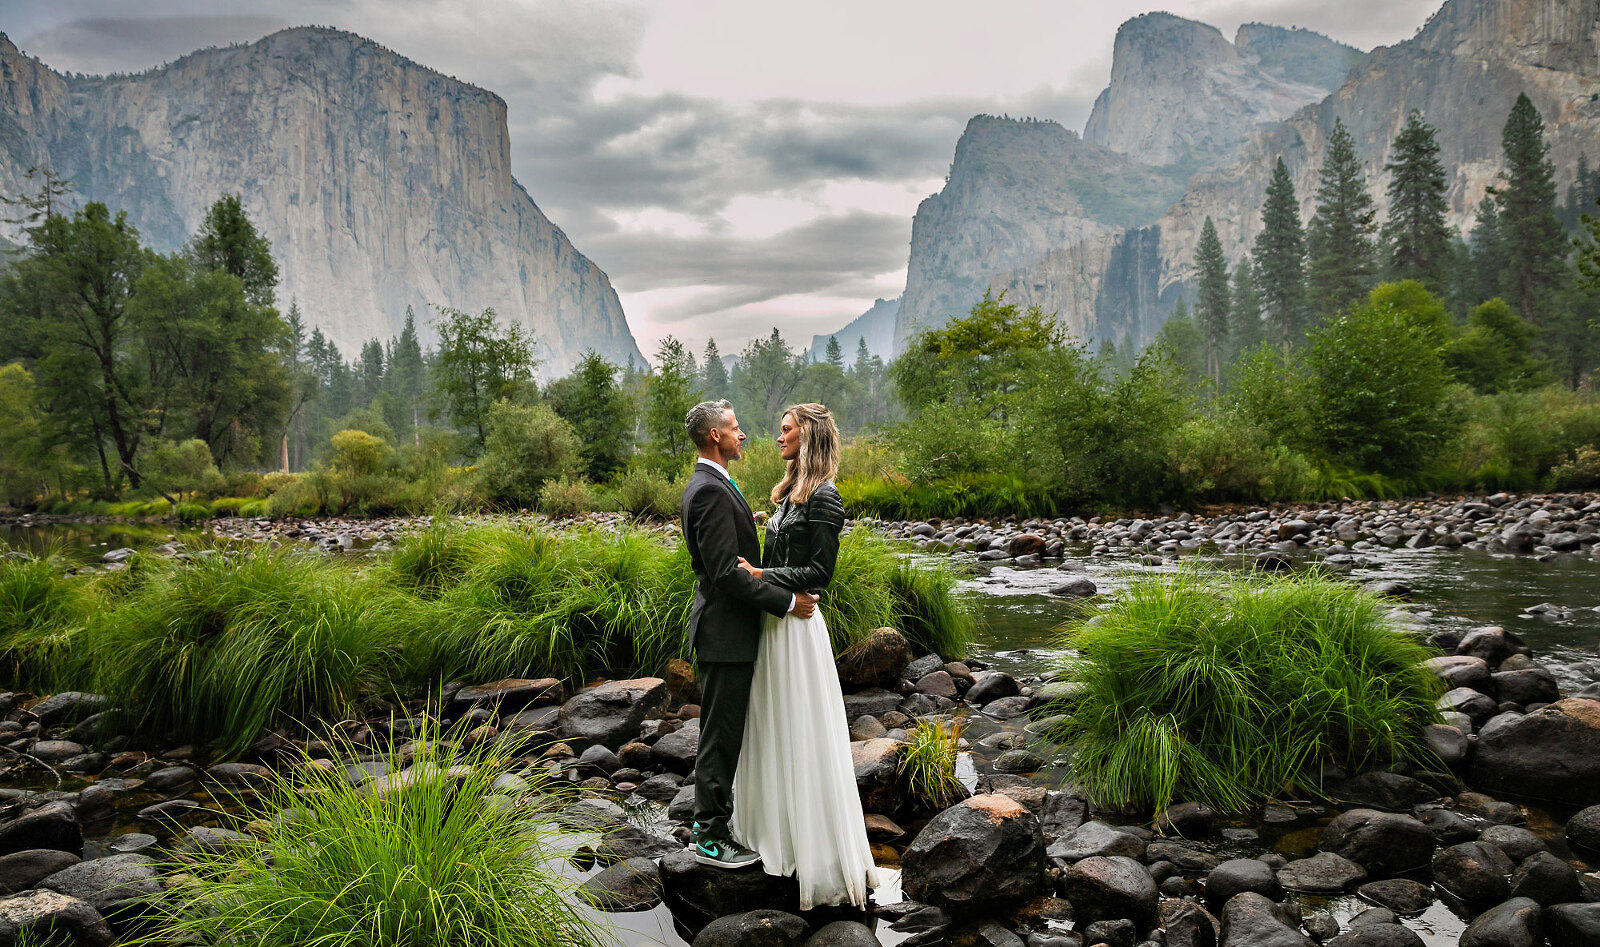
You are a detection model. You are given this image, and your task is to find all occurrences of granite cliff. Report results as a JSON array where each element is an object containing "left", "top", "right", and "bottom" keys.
[
  {"left": 0, "top": 27, "right": 641, "bottom": 374},
  {"left": 809, "top": 297, "right": 899, "bottom": 362}
]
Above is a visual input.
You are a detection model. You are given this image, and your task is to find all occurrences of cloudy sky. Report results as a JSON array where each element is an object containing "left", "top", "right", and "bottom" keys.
[{"left": 10, "top": 0, "right": 1439, "bottom": 357}]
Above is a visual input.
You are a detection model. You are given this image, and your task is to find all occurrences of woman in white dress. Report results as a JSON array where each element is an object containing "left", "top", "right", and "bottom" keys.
[{"left": 728, "top": 402, "right": 880, "bottom": 910}]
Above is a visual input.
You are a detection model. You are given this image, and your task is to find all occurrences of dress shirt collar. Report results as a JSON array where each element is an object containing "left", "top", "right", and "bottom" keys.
[{"left": 696, "top": 456, "right": 732, "bottom": 481}]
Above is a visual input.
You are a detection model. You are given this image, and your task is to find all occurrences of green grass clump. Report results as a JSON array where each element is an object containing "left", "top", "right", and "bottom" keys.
[
  {"left": 1044, "top": 570, "right": 1442, "bottom": 815},
  {"left": 376, "top": 517, "right": 480, "bottom": 598},
  {"left": 90, "top": 546, "right": 401, "bottom": 756},
  {"left": 145, "top": 726, "right": 607, "bottom": 947},
  {"left": 0, "top": 552, "right": 97, "bottom": 692},
  {"left": 900, "top": 717, "right": 966, "bottom": 810}
]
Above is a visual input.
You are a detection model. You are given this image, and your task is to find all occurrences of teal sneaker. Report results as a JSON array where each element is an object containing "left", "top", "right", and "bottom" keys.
[{"left": 694, "top": 834, "right": 761, "bottom": 869}]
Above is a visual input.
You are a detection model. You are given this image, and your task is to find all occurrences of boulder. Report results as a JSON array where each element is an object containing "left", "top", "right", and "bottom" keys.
[
  {"left": 953, "top": 919, "right": 1027, "bottom": 947},
  {"left": 0, "top": 849, "right": 80, "bottom": 894},
  {"left": 851, "top": 739, "right": 906, "bottom": 814},
  {"left": 1327, "top": 772, "right": 1436, "bottom": 812},
  {"left": 915, "top": 671, "right": 958, "bottom": 699},
  {"left": 1009, "top": 534, "right": 1048, "bottom": 558},
  {"left": 1049, "top": 577, "right": 1098, "bottom": 598},
  {"left": 451, "top": 677, "right": 565, "bottom": 714},
  {"left": 1545, "top": 903, "right": 1600, "bottom": 947},
  {"left": 652, "top": 718, "right": 701, "bottom": 773},
  {"left": 905, "top": 654, "right": 947, "bottom": 681},
  {"left": 0, "top": 802, "right": 81, "bottom": 857},
  {"left": 1478, "top": 825, "right": 1546, "bottom": 863},
  {"left": 557, "top": 678, "right": 670, "bottom": 749},
  {"left": 1471, "top": 699, "right": 1600, "bottom": 805},
  {"left": 842, "top": 688, "right": 902, "bottom": 718},
  {"left": 29, "top": 741, "right": 85, "bottom": 763},
  {"left": 1218, "top": 891, "right": 1314, "bottom": 947},
  {"left": 0, "top": 889, "right": 113, "bottom": 946},
  {"left": 1205, "top": 859, "right": 1284, "bottom": 911},
  {"left": 1162, "top": 898, "right": 1220, "bottom": 947},
  {"left": 804, "top": 920, "right": 880, "bottom": 946},
  {"left": 1356, "top": 879, "right": 1434, "bottom": 914},
  {"left": 1082, "top": 918, "right": 1136, "bottom": 947},
  {"left": 1319, "top": 810, "right": 1435, "bottom": 876},
  {"left": 692, "top": 909, "right": 809, "bottom": 947},
  {"left": 578, "top": 856, "right": 662, "bottom": 912},
  {"left": 1325, "top": 925, "right": 1423, "bottom": 947},
  {"left": 1564, "top": 804, "right": 1600, "bottom": 854},
  {"left": 1507, "top": 852, "right": 1583, "bottom": 906},
  {"left": 144, "top": 765, "right": 199, "bottom": 792},
  {"left": 1046, "top": 821, "right": 1145, "bottom": 862},
  {"left": 1416, "top": 806, "right": 1480, "bottom": 843},
  {"left": 1491, "top": 668, "right": 1560, "bottom": 707},
  {"left": 966, "top": 672, "right": 1021, "bottom": 705},
  {"left": 1277, "top": 852, "right": 1366, "bottom": 893},
  {"left": 1456, "top": 627, "right": 1529, "bottom": 666},
  {"left": 1460, "top": 897, "right": 1541, "bottom": 947},
  {"left": 668, "top": 783, "right": 697, "bottom": 821},
  {"left": 1146, "top": 841, "right": 1218, "bottom": 874},
  {"left": 835, "top": 628, "right": 913, "bottom": 689},
  {"left": 1431, "top": 841, "right": 1514, "bottom": 909},
  {"left": 1156, "top": 801, "right": 1216, "bottom": 837},
  {"left": 27, "top": 693, "right": 109, "bottom": 728},
  {"left": 38, "top": 853, "right": 162, "bottom": 931},
  {"left": 902, "top": 794, "right": 1045, "bottom": 912},
  {"left": 1439, "top": 687, "right": 1498, "bottom": 726},
  {"left": 1421, "top": 724, "right": 1469, "bottom": 768},
  {"left": 660, "top": 848, "right": 800, "bottom": 933},
  {"left": 1058, "top": 856, "right": 1158, "bottom": 927},
  {"left": 207, "top": 762, "right": 274, "bottom": 787},
  {"left": 1421, "top": 655, "right": 1494, "bottom": 693},
  {"left": 1455, "top": 792, "right": 1526, "bottom": 825}
]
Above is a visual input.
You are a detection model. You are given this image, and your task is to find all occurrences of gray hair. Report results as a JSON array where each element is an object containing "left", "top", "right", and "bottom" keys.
[{"left": 685, "top": 400, "right": 733, "bottom": 448}]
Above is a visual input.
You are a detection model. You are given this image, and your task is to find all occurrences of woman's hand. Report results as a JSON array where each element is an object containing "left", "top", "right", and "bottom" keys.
[{"left": 736, "top": 556, "right": 763, "bottom": 579}]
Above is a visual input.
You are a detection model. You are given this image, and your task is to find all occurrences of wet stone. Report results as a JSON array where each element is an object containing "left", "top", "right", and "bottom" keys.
[
  {"left": 1277, "top": 852, "right": 1367, "bottom": 893},
  {"left": 1356, "top": 879, "right": 1434, "bottom": 914}
]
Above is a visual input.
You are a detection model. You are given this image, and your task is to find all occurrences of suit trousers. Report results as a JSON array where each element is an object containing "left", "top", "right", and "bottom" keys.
[{"left": 693, "top": 659, "right": 756, "bottom": 840}]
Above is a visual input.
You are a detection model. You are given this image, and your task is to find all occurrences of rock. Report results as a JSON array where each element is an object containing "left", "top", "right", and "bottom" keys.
[
  {"left": 1082, "top": 918, "right": 1137, "bottom": 947},
  {"left": 0, "top": 889, "right": 113, "bottom": 946},
  {"left": 1432, "top": 841, "right": 1514, "bottom": 908},
  {"left": 692, "top": 909, "right": 809, "bottom": 947},
  {"left": 173, "top": 826, "right": 253, "bottom": 858},
  {"left": 1417, "top": 806, "right": 1479, "bottom": 843},
  {"left": 905, "top": 654, "right": 947, "bottom": 681},
  {"left": 143, "top": 765, "right": 199, "bottom": 792},
  {"left": 1439, "top": 687, "right": 1499, "bottom": 726},
  {"left": 1471, "top": 699, "right": 1600, "bottom": 805},
  {"left": 1218, "top": 891, "right": 1314, "bottom": 947},
  {"left": 966, "top": 672, "right": 1021, "bottom": 705},
  {"left": 660, "top": 848, "right": 801, "bottom": 932},
  {"left": 1040, "top": 792, "right": 1087, "bottom": 840},
  {"left": 557, "top": 678, "right": 670, "bottom": 749},
  {"left": 1277, "top": 852, "right": 1367, "bottom": 893},
  {"left": 1162, "top": 898, "right": 1220, "bottom": 947},
  {"left": 1319, "top": 810, "right": 1435, "bottom": 876},
  {"left": 1144, "top": 840, "right": 1217, "bottom": 873},
  {"left": 1479, "top": 825, "right": 1547, "bottom": 862},
  {"left": 29, "top": 740, "right": 85, "bottom": 762},
  {"left": 1325, "top": 925, "right": 1423, "bottom": 947},
  {"left": 983, "top": 696, "right": 1032, "bottom": 719},
  {"left": 0, "top": 849, "right": 80, "bottom": 894},
  {"left": 1049, "top": 577, "right": 1098, "bottom": 597},
  {"left": 1363, "top": 580, "right": 1410, "bottom": 599},
  {"left": 836, "top": 628, "right": 914, "bottom": 690},
  {"left": 451, "top": 677, "right": 566, "bottom": 714},
  {"left": 1058, "top": 856, "right": 1158, "bottom": 927},
  {"left": 1304, "top": 912, "right": 1341, "bottom": 941},
  {"left": 39, "top": 853, "right": 161, "bottom": 930},
  {"left": 915, "top": 671, "right": 959, "bottom": 699},
  {"left": 1421, "top": 724, "right": 1469, "bottom": 768},
  {"left": 579, "top": 743, "right": 621, "bottom": 775},
  {"left": 1491, "top": 668, "right": 1560, "bottom": 708},
  {"left": 1205, "top": 859, "right": 1283, "bottom": 911},
  {"left": 578, "top": 856, "right": 662, "bottom": 911},
  {"left": 804, "top": 920, "right": 880, "bottom": 946},
  {"left": 636, "top": 773, "right": 682, "bottom": 802},
  {"left": 107, "top": 834, "right": 156, "bottom": 854},
  {"left": 1327, "top": 772, "right": 1436, "bottom": 812},
  {"left": 1564, "top": 804, "right": 1600, "bottom": 853},
  {"left": 0, "top": 802, "right": 81, "bottom": 857},
  {"left": 1455, "top": 792, "right": 1526, "bottom": 825},
  {"left": 1460, "top": 897, "right": 1541, "bottom": 947},
  {"left": 668, "top": 783, "right": 696, "bottom": 822},
  {"left": 902, "top": 794, "right": 1045, "bottom": 911},
  {"left": 1356, "top": 879, "right": 1433, "bottom": 914},
  {"left": 135, "top": 799, "right": 200, "bottom": 823},
  {"left": 865, "top": 813, "right": 906, "bottom": 841},
  {"left": 842, "top": 688, "right": 902, "bottom": 718},
  {"left": 1156, "top": 801, "right": 1216, "bottom": 837},
  {"left": 1456, "top": 627, "right": 1529, "bottom": 666},
  {"left": 207, "top": 762, "right": 274, "bottom": 787},
  {"left": 851, "top": 738, "right": 906, "bottom": 814},
  {"left": 652, "top": 718, "right": 701, "bottom": 773},
  {"left": 1046, "top": 821, "right": 1145, "bottom": 862},
  {"left": 1544, "top": 902, "right": 1600, "bottom": 947},
  {"left": 1421, "top": 655, "right": 1494, "bottom": 693},
  {"left": 27, "top": 693, "right": 109, "bottom": 728},
  {"left": 1350, "top": 908, "right": 1398, "bottom": 927},
  {"left": 953, "top": 919, "right": 1028, "bottom": 947},
  {"left": 995, "top": 749, "right": 1045, "bottom": 774},
  {"left": 1508, "top": 852, "right": 1583, "bottom": 906}
]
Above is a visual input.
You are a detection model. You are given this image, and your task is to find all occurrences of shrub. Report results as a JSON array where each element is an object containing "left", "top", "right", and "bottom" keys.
[
  {"left": 174, "top": 502, "right": 209, "bottom": 523},
  {"left": 1551, "top": 446, "right": 1600, "bottom": 489},
  {"left": 377, "top": 518, "right": 478, "bottom": 598},
  {"left": 611, "top": 466, "right": 681, "bottom": 519},
  {"left": 733, "top": 440, "right": 787, "bottom": 513},
  {"left": 538, "top": 477, "right": 598, "bottom": 517},
  {"left": 0, "top": 552, "right": 96, "bottom": 692},
  {"left": 208, "top": 497, "right": 251, "bottom": 516},
  {"left": 329, "top": 429, "right": 393, "bottom": 476},
  {"left": 477, "top": 402, "right": 581, "bottom": 509},
  {"left": 147, "top": 438, "right": 226, "bottom": 500},
  {"left": 1042, "top": 570, "right": 1442, "bottom": 815},
  {"left": 148, "top": 725, "right": 607, "bottom": 947},
  {"left": 237, "top": 500, "right": 265, "bottom": 518},
  {"left": 900, "top": 717, "right": 966, "bottom": 810},
  {"left": 263, "top": 474, "right": 326, "bottom": 518}
]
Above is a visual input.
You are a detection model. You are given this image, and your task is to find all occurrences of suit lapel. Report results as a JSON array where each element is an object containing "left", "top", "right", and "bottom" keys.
[{"left": 700, "top": 462, "right": 755, "bottom": 522}]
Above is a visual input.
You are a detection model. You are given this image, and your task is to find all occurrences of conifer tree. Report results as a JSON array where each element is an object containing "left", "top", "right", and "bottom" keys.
[
  {"left": 701, "top": 338, "right": 728, "bottom": 401},
  {"left": 1229, "top": 255, "right": 1264, "bottom": 359},
  {"left": 1469, "top": 196, "right": 1506, "bottom": 306},
  {"left": 1254, "top": 158, "right": 1307, "bottom": 351},
  {"left": 1384, "top": 111, "right": 1453, "bottom": 292},
  {"left": 385, "top": 306, "right": 428, "bottom": 443},
  {"left": 825, "top": 335, "right": 844, "bottom": 368},
  {"left": 1307, "top": 119, "right": 1377, "bottom": 318},
  {"left": 1491, "top": 93, "right": 1565, "bottom": 323},
  {"left": 1194, "top": 217, "right": 1231, "bottom": 382}
]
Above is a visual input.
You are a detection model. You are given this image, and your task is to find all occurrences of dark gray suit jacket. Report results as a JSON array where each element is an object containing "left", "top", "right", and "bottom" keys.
[{"left": 681, "top": 462, "right": 792, "bottom": 662}]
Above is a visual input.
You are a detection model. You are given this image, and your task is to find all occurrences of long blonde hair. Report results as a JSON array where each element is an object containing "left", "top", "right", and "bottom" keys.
[{"left": 770, "top": 403, "right": 840, "bottom": 504}]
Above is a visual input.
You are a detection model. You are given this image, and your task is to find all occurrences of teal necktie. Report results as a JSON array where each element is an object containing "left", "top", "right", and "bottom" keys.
[{"left": 728, "top": 478, "right": 744, "bottom": 500}]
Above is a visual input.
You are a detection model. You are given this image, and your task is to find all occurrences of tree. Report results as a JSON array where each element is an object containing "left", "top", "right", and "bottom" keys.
[
  {"left": 545, "top": 350, "right": 634, "bottom": 480},
  {"left": 1442, "top": 297, "right": 1545, "bottom": 393},
  {"left": 1469, "top": 196, "right": 1506, "bottom": 306},
  {"left": 1153, "top": 298, "right": 1207, "bottom": 388},
  {"left": 476, "top": 401, "right": 581, "bottom": 508},
  {"left": 0, "top": 166, "right": 71, "bottom": 228},
  {"left": 824, "top": 335, "right": 844, "bottom": 369},
  {"left": 281, "top": 299, "right": 314, "bottom": 470},
  {"left": 891, "top": 291, "right": 1060, "bottom": 422},
  {"left": 645, "top": 336, "right": 700, "bottom": 465},
  {"left": 1307, "top": 118, "right": 1377, "bottom": 318},
  {"left": 1561, "top": 153, "right": 1598, "bottom": 231},
  {"left": 735, "top": 327, "right": 803, "bottom": 433},
  {"left": 356, "top": 338, "right": 384, "bottom": 404},
  {"left": 432, "top": 306, "right": 536, "bottom": 449},
  {"left": 383, "top": 306, "right": 428, "bottom": 446},
  {"left": 701, "top": 338, "right": 729, "bottom": 401},
  {"left": 1228, "top": 254, "right": 1264, "bottom": 360},
  {"left": 0, "top": 363, "right": 47, "bottom": 506},
  {"left": 1194, "top": 217, "right": 1231, "bottom": 382},
  {"left": 1491, "top": 93, "right": 1565, "bottom": 324},
  {"left": 1253, "top": 158, "right": 1307, "bottom": 351},
  {"left": 193, "top": 193, "right": 279, "bottom": 308},
  {"left": 1384, "top": 111, "right": 1453, "bottom": 292}
]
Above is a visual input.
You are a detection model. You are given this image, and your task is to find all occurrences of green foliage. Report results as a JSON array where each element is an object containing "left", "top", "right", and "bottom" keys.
[
  {"left": 1442, "top": 298, "right": 1546, "bottom": 393},
  {"left": 1195, "top": 218, "right": 1231, "bottom": 381},
  {"left": 545, "top": 351, "right": 634, "bottom": 481},
  {"left": 734, "top": 440, "right": 787, "bottom": 513},
  {"left": 538, "top": 477, "right": 599, "bottom": 517},
  {"left": 1254, "top": 158, "right": 1307, "bottom": 349},
  {"left": 892, "top": 291, "right": 1061, "bottom": 419},
  {"left": 0, "top": 363, "right": 49, "bottom": 507},
  {"left": 148, "top": 726, "right": 607, "bottom": 947},
  {"left": 1492, "top": 93, "right": 1565, "bottom": 325},
  {"left": 644, "top": 337, "right": 700, "bottom": 465},
  {"left": 0, "top": 552, "right": 96, "bottom": 692},
  {"left": 1307, "top": 118, "right": 1378, "bottom": 318},
  {"left": 477, "top": 402, "right": 582, "bottom": 510},
  {"left": 900, "top": 718, "right": 965, "bottom": 810},
  {"left": 432, "top": 306, "right": 536, "bottom": 449},
  {"left": 610, "top": 466, "right": 682, "bottom": 519},
  {"left": 328, "top": 429, "right": 393, "bottom": 477},
  {"left": 1384, "top": 111, "right": 1453, "bottom": 291},
  {"left": 193, "top": 193, "right": 279, "bottom": 308},
  {"left": 1043, "top": 570, "right": 1442, "bottom": 814},
  {"left": 146, "top": 439, "right": 226, "bottom": 500},
  {"left": 734, "top": 328, "right": 802, "bottom": 435}
]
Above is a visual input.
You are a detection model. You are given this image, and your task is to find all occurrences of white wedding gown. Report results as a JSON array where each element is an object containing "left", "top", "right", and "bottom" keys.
[{"left": 729, "top": 608, "right": 880, "bottom": 909}]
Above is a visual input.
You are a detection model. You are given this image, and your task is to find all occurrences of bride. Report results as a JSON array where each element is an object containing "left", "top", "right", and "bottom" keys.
[{"left": 729, "top": 402, "right": 879, "bottom": 910}]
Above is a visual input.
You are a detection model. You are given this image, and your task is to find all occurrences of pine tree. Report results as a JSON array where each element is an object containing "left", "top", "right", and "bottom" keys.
[
  {"left": 1194, "top": 217, "right": 1231, "bottom": 383},
  {"left": 825, "top": 335, "right": 844, "bottom": 368},
  {"left": 1491, "top": 93, "right": 1565, "bottom": 323},
  {"left": 701, "top": 338, "right": 728, "bottom": 401},
  {"left": 357, "top": 339, "right": 384, "bottom": 404},
  {"left": 385, "top": 306, "right": 428, "bottom": 444},
  {"left": 1561, "top": 153, "right": 1592, "bottom": 231},
  {"left": 1307, "top": 118, "right": 1377, "bottom": 319},
  {"left": 1469, "top": 196, "right": 1506, "bottom": 306},
  {"left": 1229, "top": 255, "right": 1264, "bottom": 360},
  {"left": 1384, "top": 110, "right": 1453, "bottom": 292},
  {"left": 1254, "top": 158, "right": 1307, "bottom": 351}
]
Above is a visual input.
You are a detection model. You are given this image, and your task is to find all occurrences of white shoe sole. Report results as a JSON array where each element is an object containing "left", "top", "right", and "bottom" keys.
[{"left": 694, "top": 851, "right": 762, "bottom": 869}]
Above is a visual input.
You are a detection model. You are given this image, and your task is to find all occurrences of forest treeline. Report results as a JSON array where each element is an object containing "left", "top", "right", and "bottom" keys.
[{"left": 3, "top": 93, "right": 1600, "bottom": 519}]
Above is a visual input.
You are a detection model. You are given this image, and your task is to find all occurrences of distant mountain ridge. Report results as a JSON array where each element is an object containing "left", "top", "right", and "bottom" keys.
[
  {"left": 0, "top": 27, "right": 642, "bottom": 375},
  {"left": 808, "top": 297, "right": 898, "bottom": 361}
]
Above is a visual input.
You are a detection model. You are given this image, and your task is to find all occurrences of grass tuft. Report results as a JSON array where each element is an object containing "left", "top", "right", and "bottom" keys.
[
  {"left": 0, "top": 550, "right": 96, "bottom": 692},
  {"left": 900, "top": 716, "right": 967, "bottom": 810},
  {"left": 1043, "top": 569, "right": 1442, "bottom": 815}
]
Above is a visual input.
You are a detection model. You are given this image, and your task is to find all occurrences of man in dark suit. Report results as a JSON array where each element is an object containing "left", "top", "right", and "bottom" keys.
[{"left": 680, "top": 399, "right": 817, "bottom": 868}]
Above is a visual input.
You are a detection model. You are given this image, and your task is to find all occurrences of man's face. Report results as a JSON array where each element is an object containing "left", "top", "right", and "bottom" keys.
[{"left": 712, "top": 409, "right": 747, "bottom": 463}]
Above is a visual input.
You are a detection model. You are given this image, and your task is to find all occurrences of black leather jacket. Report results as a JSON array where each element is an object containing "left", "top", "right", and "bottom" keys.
[{"left": 760, "top": 482, "right": 845, "bottom": 593}]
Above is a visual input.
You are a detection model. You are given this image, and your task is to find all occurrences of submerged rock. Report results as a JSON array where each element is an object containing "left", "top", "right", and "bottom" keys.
[
  {"left": 578, "top": 856, "right": 662, "bottom": 912},
  {"left": 1319, "top": 809, "right": 1435, "bottom": 876}
]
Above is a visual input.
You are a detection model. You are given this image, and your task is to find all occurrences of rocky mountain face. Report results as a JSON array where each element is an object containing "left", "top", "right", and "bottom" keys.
[
  {"left": 810, "top": 297, "right": 898, "bottom": 361},
  {"left": 896, "top": 0, "right": 1600, "bottom": 354},
  {"left": 0, "top": 28, "right": 641, "bottom": 375}
]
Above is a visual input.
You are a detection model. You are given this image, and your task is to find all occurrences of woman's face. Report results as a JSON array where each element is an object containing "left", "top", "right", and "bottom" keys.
[{"left": 777, "top": 412, "right": 801, "bottom": 461}]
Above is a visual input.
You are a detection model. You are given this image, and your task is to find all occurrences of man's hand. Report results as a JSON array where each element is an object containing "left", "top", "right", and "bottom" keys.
[{"left": 789, "top": 590, "right": 818, "bottom": 618}]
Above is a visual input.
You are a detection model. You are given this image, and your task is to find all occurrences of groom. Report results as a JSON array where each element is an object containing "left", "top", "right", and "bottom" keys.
[{"left": 680, "top": 400, "right": 817, "bottom": 869}]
